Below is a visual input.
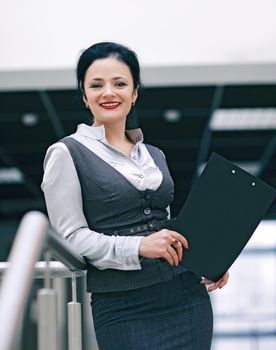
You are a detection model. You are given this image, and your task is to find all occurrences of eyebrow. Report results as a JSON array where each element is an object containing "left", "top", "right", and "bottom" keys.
[{"left": 89, "top": 76, "right": 127, "bottom": 82}]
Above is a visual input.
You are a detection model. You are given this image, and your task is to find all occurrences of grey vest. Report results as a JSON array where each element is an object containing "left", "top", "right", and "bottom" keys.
[{"left": 61, "top": 137, "right": 187, "bottom": 293}]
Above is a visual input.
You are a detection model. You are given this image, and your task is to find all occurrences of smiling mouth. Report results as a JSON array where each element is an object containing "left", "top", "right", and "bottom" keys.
[{"left": 100, "top": 102, "right": 121, "bottom": 110}]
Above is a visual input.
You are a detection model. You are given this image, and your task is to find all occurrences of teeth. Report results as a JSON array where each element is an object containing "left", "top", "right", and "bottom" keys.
[{"left": 101, "top": 103, "right": 119, "bottom": 107}]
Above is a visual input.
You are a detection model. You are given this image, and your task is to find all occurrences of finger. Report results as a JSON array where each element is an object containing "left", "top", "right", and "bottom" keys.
[
  {"left": 218, "top": 281, "right": 227, "bottom": 289},
  {"left": 167, "top": 246, "right": 179, "bottom": 266},
  {"left": 222, "top": 271, "right": 229, "bottom": 279},
  {"left": 163, "top": 251, "right": 174, "bottom": 266},
  {"left": 207, "top": 281, "right": 219, "bottom": 292},
  {"left": 218, "top": 272, "right": 229, "bottom": 288},
  {"left": 172, "top": 240, "right": 183, "bottom": 261},
  {"left": 164, "top": 251, "right": 174, "bottom": 266},
  {"left": 200, "top": 278, "right": 214, "bottom": 285},
  {"left": 170, "top": 231, "right": 189, "bottom": 249},
  {"left": 209, "top": 276, "right": 229, "bottom": 291},
  {"left": 218, "top": 277, "right": 228, "bottom": 289},
  {"left": 200, "top": 278, "right": 222, "bottom": 292}
]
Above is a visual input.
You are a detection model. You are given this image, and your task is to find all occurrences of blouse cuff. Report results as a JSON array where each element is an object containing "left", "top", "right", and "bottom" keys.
[{"left": 115, "top": 235, "right": 144, "bottom": 270}]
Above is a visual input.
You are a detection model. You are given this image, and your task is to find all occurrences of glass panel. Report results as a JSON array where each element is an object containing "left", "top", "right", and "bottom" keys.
[{"left": 211, "top": 221, "right": 276, "bottom": 350}]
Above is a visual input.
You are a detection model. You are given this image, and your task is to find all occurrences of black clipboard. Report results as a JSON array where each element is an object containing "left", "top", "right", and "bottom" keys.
[{"left": 171, "top": 152, "right": 276, "bottom": 282}]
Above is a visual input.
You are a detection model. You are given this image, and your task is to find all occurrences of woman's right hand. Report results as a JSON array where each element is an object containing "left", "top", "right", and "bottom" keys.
[{"left": 138, "top": 229, "right": 189, "bottom": 266}]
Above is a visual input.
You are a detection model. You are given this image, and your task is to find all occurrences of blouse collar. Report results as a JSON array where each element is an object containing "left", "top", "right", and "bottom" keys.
[{"left": 76, "top": 123, "right": 144, "bottom": 144}]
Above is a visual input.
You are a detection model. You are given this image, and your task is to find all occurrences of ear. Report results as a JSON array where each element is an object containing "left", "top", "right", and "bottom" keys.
[
  {"left": 82, "top": 95, "right": 87, "bottom": 105},
  {"left": 132, "top": 88, "right": 138, "bottom": 104}
]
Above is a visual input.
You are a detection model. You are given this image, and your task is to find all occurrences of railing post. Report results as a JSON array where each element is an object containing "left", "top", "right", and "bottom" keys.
[
  {"left": 68, "top": 271, "right": 82, "bottom": 350},
  {"left": 37, "top": 250, "right": 58, "bottom": 350},
  {"left": 37, "top": 288, "right": 58, "bottom": 350},
  {"left": 53, "top": 277, "right": 68, "bottom": 350},
  {"left": 81, "top": 277, "right": 99, "bottom": 350}
]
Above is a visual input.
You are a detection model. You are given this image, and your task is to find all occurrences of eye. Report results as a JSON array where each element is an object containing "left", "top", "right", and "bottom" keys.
[
  {"left": 90, "top": 84, "right": 102, "bottom": 89},
  {"left": 115, "top": 81, "right": 127, "bottom": 87}
]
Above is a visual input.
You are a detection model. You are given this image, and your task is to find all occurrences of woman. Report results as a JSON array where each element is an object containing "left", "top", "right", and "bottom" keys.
[{"left": 41, "top": 42, "right": 229, "bottom": 349}]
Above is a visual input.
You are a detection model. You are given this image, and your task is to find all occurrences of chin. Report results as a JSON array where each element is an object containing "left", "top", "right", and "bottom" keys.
[{"left": 97, "top": 114, "right": 127, "bottom": 124}]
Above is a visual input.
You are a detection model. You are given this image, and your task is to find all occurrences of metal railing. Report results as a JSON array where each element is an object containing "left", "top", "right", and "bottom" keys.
[{"left": 0, "top": 211, "right": 97, "bottom": 350}]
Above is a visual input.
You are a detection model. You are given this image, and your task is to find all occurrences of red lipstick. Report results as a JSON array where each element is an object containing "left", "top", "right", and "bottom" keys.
[{"left": 100, "top": 102, "right": 120, "bottom": 110}]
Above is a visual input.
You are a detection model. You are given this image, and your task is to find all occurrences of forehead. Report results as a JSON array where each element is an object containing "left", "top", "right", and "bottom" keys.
[{"left": 84, "top": 57, "right": 133, "bottom": 81}]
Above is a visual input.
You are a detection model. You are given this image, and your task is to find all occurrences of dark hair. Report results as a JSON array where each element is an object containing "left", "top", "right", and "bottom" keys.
[{"left": 76, "top": 41, "right": 141, "bottom": 94}]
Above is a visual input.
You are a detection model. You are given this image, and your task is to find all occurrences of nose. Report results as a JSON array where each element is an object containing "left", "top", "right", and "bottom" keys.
[{"left": 102, "top": 84, "right": 115, "bottom": 97}]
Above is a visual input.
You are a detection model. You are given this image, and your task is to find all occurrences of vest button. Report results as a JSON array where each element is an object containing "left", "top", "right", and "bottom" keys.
[
  {"left": 143, "top": 208, "right": 151, "bottom": 215},
  {"left": 145, "top": 194, "right": 151, "bottom": 200}
]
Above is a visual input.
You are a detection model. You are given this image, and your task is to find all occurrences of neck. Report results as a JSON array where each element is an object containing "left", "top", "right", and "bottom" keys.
[
  {"left": 105, "top": 125, "right": 128, "bottom": 145},
  {"left": 93, "top": 120, "right": 130, "bottom": 145}
]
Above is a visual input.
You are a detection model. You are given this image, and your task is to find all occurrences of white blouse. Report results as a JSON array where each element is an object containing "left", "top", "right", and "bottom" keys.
[{"left": 41, "top": 123, "right": 168, "bottom": 271}]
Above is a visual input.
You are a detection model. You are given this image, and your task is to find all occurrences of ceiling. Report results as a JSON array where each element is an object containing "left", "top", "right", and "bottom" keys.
[{"left": 0, "top": 83, "right": 276, "bottom": 223}]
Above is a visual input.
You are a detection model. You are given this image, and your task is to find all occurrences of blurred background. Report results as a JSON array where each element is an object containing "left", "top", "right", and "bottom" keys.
[{"left": 0, "top": 0, "right": 276, "bottom": 349}]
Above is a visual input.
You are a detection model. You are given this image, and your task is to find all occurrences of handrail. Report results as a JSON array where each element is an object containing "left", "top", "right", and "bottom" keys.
[
  {"left": 0, "top": 211, "right": 88, "bottom": 350},
  {"left": 0, "top": 261, "right": 85, "bottom": 279},
  {"left": 0, "top": 211, "right": 48, "bottom": 350},
  {"left": 46, "top": 228, "right": 87, "bottom": 271}
]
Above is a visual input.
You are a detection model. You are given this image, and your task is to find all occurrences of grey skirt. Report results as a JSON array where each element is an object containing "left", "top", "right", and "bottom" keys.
[{"left": 91, "top": 271, "right": 213, "bottom": 350}]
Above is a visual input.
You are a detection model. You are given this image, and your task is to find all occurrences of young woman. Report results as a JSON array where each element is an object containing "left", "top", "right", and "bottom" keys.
[{"left": 41, "top": 42, "right": 229, "bottom": 349}]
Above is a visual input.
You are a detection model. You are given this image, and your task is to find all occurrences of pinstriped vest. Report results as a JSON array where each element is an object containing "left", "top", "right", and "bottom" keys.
[{"left": 61, "top": 137, "right": 187, "bottom": 293}]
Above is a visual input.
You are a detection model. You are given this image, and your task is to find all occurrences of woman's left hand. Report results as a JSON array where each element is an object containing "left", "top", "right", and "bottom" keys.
[{"left": 200, "top": 271, "right": 229, "bottom": 292}]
